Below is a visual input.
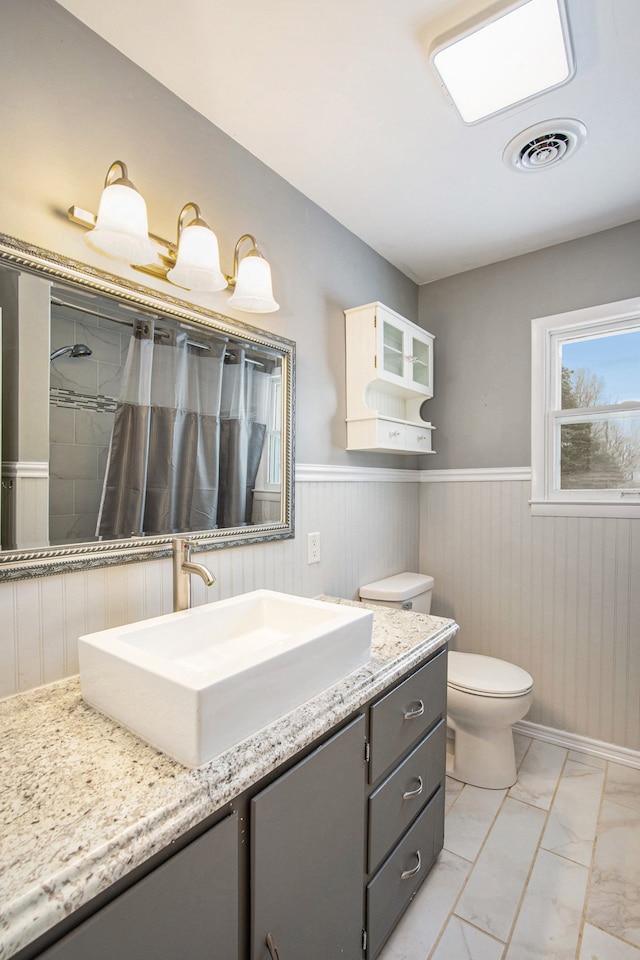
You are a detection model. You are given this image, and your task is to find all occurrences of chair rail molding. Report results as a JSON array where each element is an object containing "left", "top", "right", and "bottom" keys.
[
  {"left": 296, "top": 465, "right": 533, "bottom": 483},
  {"left": 295, "top": 464, "right": 420, "bottom": 483},
  {"left": 419, "top": 467, "right": 532, "bottom": 482}
]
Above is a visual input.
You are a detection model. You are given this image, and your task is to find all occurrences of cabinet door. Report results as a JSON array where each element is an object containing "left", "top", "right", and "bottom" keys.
[
  {"left": 380, "top": 313, "right": 407, "bottom": 386},
  {"left": 36, "top": 813, "right": 239, "bottom": 960},
  {"left": 251, "top": 714, "right": 366, "bottom": 960},
  {"left": 407, "top": 329, "right": 433, "bottom": 396},
  {"left": 376, "top": 308, "right": 434, "bottom": 398}
]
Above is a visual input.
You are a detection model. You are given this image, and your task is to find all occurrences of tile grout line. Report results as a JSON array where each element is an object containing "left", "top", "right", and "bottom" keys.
[
  {"left": 429, "top": 736, "right": 537, "bottom": 959},
  {"left": 576, "top": 758, "right": 610, "bottom": 959},
  {"left": 495, "top": 745, "right": 571, "bottom": 958},
  {"left": 429, "top": 780, "right": 511, "bottom": 959}
]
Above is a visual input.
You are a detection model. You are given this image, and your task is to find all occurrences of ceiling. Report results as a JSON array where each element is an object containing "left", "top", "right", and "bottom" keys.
[{"left": 56, "top": 0, "right": 640, "bottom": 285}]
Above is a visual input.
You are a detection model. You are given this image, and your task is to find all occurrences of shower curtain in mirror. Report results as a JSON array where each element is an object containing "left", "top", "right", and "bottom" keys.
[{"left": 96, "top": 320, "right": 270, "bottom": 539}]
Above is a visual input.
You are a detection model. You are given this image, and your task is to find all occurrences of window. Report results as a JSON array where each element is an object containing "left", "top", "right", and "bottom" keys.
[
  {"left": 531, "top": 297, "right": 640, "bottom": 517},
  {"left": 254, "top": 372, "right": 282, "bottom": 492}
]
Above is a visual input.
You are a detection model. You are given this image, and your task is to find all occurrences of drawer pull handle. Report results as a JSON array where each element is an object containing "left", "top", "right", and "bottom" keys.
[
  {"left": 266, "top": 933, "right": 281, "bottom": 959},
  {"left": 404, "top": 700, "right": 425, "bottom": 720},
  {"left": 402, "top": 776, "right": 424, "bottom": 800},
  {"left": 401, "top": 850, "right": 422, "bottom": 880}
]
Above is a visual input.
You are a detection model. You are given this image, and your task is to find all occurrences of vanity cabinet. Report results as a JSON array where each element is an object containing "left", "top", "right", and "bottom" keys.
[
  {"left": 251, "top": 714, "right": 366, "bottom": 960},
  {"left": 344, "top": 301, "right": 436, "bottom": 454},
  {"left": 20, "top": 647, "right": 447, "bottom": 960},
  {"left": 365, "top": 649, "right": 447, "bottom": 958},
  {"left": 34, "top": 812, "right": 239, "bottom": 960}
]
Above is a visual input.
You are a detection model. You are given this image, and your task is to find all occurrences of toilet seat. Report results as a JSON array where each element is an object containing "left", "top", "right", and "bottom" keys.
[{"left": 448, "top": 652, "right": 533, "bottom": 698}]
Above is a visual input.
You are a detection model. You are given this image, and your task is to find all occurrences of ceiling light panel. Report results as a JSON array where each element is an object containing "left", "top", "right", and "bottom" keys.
[{"left": 430, "top": 0, "right": 574, "bottom": 124}]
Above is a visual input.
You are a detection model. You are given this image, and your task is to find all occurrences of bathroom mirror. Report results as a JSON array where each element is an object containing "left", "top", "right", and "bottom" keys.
[{"left": 0, "top": 232, "right": 295, "bottom": 581}]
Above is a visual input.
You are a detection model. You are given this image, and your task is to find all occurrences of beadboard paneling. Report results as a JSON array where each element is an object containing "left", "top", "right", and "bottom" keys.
[
  {"left": 419, "top": 479, "right": 640, "bottom": 751},
  {"left": 0, "top": 478, "right": 419, "bottom": 699}
]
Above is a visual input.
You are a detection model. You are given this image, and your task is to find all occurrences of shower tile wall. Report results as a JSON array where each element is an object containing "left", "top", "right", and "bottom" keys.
[{"left": 49, "top": 304, "right": 127, "bottom": 544}]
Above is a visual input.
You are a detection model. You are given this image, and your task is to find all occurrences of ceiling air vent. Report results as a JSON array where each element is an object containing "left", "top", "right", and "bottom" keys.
[{"left": 503, "top": 119, "right": 587, "bottom": 172}]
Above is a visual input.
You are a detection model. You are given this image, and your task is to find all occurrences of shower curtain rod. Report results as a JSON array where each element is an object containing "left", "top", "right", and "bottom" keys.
[
  {"left": 51, "top": 297, "right": 211, "bottom": 351},
  {"left": 52, "top": 297, "right": 271, "bottom": 366}
]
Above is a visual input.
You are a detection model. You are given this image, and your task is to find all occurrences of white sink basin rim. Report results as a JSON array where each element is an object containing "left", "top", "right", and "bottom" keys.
[{"left": 78, "top": 590, "right": 373, "bottom": 767}]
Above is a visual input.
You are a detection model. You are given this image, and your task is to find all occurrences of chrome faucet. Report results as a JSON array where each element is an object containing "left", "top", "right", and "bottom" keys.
[{"left": 172, "top": 538, "right": 216, "bottom": 612}]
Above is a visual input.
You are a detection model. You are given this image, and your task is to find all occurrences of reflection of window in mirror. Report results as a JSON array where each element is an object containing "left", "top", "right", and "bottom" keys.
[{"left": 252, "top": 371, "right": 282, "bottom": 524}]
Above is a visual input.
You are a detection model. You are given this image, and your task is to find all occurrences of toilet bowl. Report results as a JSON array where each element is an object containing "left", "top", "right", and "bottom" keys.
[
  {"left": 359, "top": 572, "right": 533, "bottom": 789},
  {"left": 447, "top": 651, "right": 533, "bottom": 789}
]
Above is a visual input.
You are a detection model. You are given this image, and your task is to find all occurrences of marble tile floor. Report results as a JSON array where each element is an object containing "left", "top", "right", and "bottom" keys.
[{"left": 378, "top": 734, "right": 640, "bottom": 960}]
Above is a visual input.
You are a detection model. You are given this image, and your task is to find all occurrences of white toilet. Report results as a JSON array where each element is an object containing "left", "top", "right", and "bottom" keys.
[
  {"left": 359, "top": 572, "right": 534, "bottom": 790},
  {"left": 447, "top": 651, "right": 533, "bottom": 789}
]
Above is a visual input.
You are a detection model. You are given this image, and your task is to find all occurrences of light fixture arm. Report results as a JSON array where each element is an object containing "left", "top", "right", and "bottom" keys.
[
  {"left": 104, "top": 160, "right": 131, "bottom": 188},
  {"left": 176, "top": 202, "right": 204, "bottom": 245},
  {"left": 228, "top": 234, "right": 261, "bottom": 287}
]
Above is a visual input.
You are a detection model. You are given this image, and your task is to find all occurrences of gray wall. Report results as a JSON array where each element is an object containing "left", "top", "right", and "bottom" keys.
[
  {"left": 418, "top": 221, "right": 640, "bottom": 468},
  {"left": 0, "top": 0, "right": 418, "bottom": 469},
  {"left": 417, "top": 224, "right": 640, "bottom": 752},
  {"left": 0, "top": 0, "right": 424, "bottom": 699}
]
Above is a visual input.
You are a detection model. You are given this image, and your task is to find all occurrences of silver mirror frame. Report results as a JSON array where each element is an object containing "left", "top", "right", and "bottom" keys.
[{"left": 0, "top": 232, "right": 295, "bottom": 581}]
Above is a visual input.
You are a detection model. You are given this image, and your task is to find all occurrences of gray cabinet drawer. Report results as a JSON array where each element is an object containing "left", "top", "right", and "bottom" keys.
[
  {"left": 369, "top": 649, "right": 447, "bottom": 783},
  {"left": 366, "top": 786, "right": 444, "bottom": 959},
  {"left": 368, "top": 718, "right": 445, "bottom": 873}
]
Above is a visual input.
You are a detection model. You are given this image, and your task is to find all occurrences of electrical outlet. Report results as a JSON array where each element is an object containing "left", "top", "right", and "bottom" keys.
[{"left": 307, "top": 532, "right": 321, "bottom": 564}]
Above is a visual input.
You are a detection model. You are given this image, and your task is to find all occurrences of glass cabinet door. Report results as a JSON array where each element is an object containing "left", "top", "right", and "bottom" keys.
[
  {"left": 382, "top": 320, "right": 405, "bottom": 378},
  {"left": 409, "top": 335, "right": 431, "bottom": 391}
]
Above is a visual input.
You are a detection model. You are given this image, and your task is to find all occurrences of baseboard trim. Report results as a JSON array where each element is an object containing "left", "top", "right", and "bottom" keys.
[{"left": 513, "top": 719, "right": 640, "bottom": 769}]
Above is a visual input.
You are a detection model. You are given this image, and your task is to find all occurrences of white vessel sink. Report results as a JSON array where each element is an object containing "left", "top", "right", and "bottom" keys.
[{"left": 78, "top": 590, "right": 373, "bottom": 767}]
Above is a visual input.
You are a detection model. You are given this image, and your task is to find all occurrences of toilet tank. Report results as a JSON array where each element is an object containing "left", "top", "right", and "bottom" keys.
[{"left": 359, "top": 572, "right": 434, "bottom": 614}]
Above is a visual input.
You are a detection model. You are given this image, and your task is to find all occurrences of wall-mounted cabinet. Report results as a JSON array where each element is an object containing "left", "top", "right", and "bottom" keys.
[{"left": 345, "top": 302, "right": 436, "bottom": 454}]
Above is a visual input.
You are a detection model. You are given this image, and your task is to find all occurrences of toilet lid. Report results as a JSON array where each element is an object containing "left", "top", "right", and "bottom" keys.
[
  {"left": 448, "top": 651, "right": 533, "bottom": 698},
  {"left": 359, "top": 572, "right": 434, "bottom": 602}
]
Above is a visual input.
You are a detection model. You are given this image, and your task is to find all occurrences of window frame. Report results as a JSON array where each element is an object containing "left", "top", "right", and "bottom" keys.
[
  {"left": 531, "top": 296, "right": 640, "bottom": 518},
  {"left": 253, "top": 371, "right": 283, "bottom": 495}
]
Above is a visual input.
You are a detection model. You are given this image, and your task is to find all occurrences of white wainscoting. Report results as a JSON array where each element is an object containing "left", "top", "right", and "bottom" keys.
[
  {"left": 0, "top": 468, "right": 419, "bottom": 699},
  {"left": 419, "top": 474, "right": 640, "bottom": 753}
]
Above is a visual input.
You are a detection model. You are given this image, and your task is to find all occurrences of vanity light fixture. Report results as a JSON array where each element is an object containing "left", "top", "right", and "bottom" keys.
[
  {"left": 68, "top": 161, "right": 280, "bottom": 313},
  {"left": 429, "top": 0, "right": 574, "bottom": 124},
  {"left": 228, "top": 234, "right": 280, "bottom": 314},
  {"left": 82, "top": 161, "right": 156, "bottom": 265},
  {"left": 165, "top": 203, "right": 227, "bottom": 293}
]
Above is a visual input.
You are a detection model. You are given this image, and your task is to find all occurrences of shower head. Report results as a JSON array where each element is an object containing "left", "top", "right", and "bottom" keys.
[{"left": 50, "top": 343, "right": 93, "bottom": 361}]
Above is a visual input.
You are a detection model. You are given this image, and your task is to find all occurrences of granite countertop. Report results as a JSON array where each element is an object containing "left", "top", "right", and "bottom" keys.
[{"left": 0, "top": 598, "right": 457, "bottom": 959}]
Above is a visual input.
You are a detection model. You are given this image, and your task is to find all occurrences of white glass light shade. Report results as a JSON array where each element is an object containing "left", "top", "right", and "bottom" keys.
[
  {"left": 166, "top": 223, "right": 227, "bottom": 292},
  {"left": 228, "top": 254, "right": 279, "bottom": 313},
  {"left": 430, "top": 0, "right": 573, "bottom": 124},
  {"left": 84, "top": 182, "right": 156, "bottom": 265}
]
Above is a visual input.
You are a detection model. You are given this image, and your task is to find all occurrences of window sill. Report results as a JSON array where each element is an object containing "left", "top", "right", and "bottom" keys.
[{"left": 529, "top": 499, "right": 640, "bottom": 519}]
